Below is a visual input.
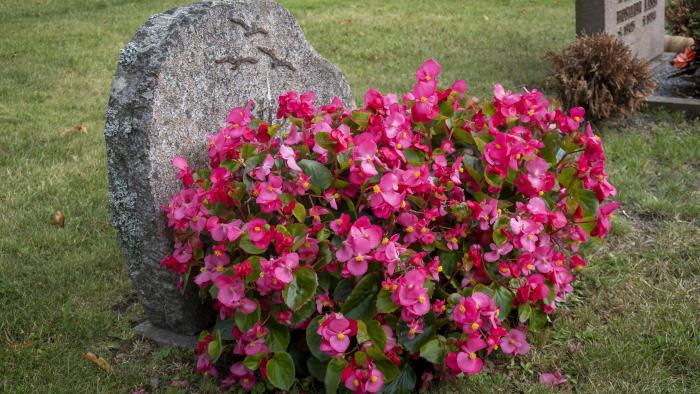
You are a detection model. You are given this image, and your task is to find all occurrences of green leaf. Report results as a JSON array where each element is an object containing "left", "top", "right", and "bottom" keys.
[
  {"left": 493, "top": 286, "right": 514, "bottom": 320},
  {"left": 540, "top": 132, "right": 561, "bottom": 165},
  {"left": 577, "top": 189, "right": 600, "bottom": 217},
  {"left": 213, "top": 318, "right": 235, "bottom": 340},
  {"left": 381, "top": 364, "right": 416, "bottom": 394},
  {"left": 492, "top": 227, "right": 507, "bottom": 245},
  {"left": 267, "top": 351, "right": 295, "bottom": 390},
  {"left": 366, "top": 346, "right": 400, "bottom": 382},
  {"left": 283, "top": 266, "right": 318, "bottom": 310},
  {"left": 529, "top": 309, "right": 548, "bottom": 331},
  {"left": 351, "top": 111, "right": 371, "bottom": 128},
  {"left": 267, "top": 320, "right": 291, "bottom": 352},
  {"left": 333, "top": 279, "right": 353, "bottom": 302},
  {"left": 298, "top": 159, "right": 333, "bottom": 190},
  {"left": 438, "top": 251, "right": 460, "bottom": 277},
  {"left": 341, "top": 273, "right": 380, "bottom": 320},
  {"left": 403, "top": 148, "right": 425, "bottom": 165},
  {"left": 397, "top": 319, "right": 436, "bottom": 353},
  {"left": 314, "top": 132, "right": 336, "bottom": 151},
  {"left": 207, "top": 336, "right": 222, "bottom": 361},
  {"left": 472, "top": 284, "right": 494, "bottom": 298},
  {"left": 243, "top": 352, "right": 266, "bottom": 370},
  {"left": 420, "top": 337, "right": 447, "bottom": 364},
  {"left": 240, "top": 143, "right": 258, "bottom": 160},
  {"left": 291, "top": 299, "right": 316, "bottom": 324},
  {"left": 357, "top": 319, "right": 387, "bottom": 350},
  {"left": 292, "top": 202, "right": 306, "bottom": 223},
  {"left": 376, "top": 288, "right": 399, "bottom": 313},
  {"left": 234, "top": 301, "right": 260, "bottom": 332},
  {"left": 518, "top": 303, "right": 532, "bottom": 323},
  {"left": 239, "top": 233, "right": 265, "bottom": 255},
  {"left": 307, "top": 357, "right": 328, "bottom": 382},
  {"left": 557, "top": 167, "right": 576, "bottom": 187},
  {"left": 324, "top": 358, "right": 348, "bottom": 394},
  {"left": 306, "top": 316, "right": 329, "bottom": 362}
]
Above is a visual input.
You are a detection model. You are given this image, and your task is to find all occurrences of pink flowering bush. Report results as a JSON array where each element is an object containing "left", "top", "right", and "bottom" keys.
[{"left": 161, "top": 59, "right": 618, "bottom": 393}]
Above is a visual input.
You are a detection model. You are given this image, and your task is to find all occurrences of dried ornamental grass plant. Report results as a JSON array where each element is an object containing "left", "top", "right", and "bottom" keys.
[{"left": 545, "top": 34, "right": 656, "bottom": 120}]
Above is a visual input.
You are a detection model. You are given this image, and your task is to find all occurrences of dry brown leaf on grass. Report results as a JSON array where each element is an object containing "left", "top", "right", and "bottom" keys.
[
  {"left": 5, "top": 335, "right": 37, "bottom": 350},
  {"left": 83, "top": 352, "right": 114, "bottom": 373},
  {"left": 60, "top": 123, "right": 88, "bottom": 136},
  {"left": 50, "top": 210, "right": 65, "bottom": 228}
]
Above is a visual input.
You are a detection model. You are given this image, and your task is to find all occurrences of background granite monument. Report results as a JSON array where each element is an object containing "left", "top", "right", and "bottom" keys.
[
  {"left": 104, "top": 0, "right": 354, "bottom": 344},
  {"left": 576, "top": 0, "right": 665, "bottom": 60}
]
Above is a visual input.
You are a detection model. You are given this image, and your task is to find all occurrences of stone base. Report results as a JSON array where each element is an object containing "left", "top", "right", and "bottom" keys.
[
  {"left": 646, "top": 52, "right": 700, "bottom": 118},
  {"left": 134, "top": 321, "right": 198, "bottom": 349}
]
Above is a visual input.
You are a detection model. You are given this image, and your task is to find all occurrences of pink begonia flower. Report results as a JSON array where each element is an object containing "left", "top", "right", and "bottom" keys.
[
  {"left": 213, "top": 274, "right": 253, "bottom": 312},
  {"left": 172, "top": 241, "right": 192, "bottom": 264},
  {"left": 415, "top": 58, "right": 441, "bottom": 87},
  {"left": 369, "top": 172, "right": 404, "bottom": 218},
  {"left": 484, "top": 242, "right": 513, "bottom": 262},
  {"left": 255, "top": 174, "right": 283, "bottom": 213},
  {"left": 335, "top": 216, "right": 383, "bottom": 276},
  {"left": 250, "top": 154, "right": 274, "bottom": 181},
  {"left": 352, "top": 134, "right": 379, "bottom": 177},
  {"left": 195, "top": 353, "right": 218, "bottom": 377},
  {"left": 232, "top": 323, "right": 269, "bottom": 356},
  {"left": 446, "top": 337, "right": 486, "bottom": 375},
  {"left": 591, "top": 201, "right": 620, "bottom": 238},
  {"left": 329, "top": 213, "right": 351, "bottom": 236},
  {"left": 373, "top": 234, "right": 404, "bottom": 275},
  {"left": 393, "top": 269, "right": 430, "bottom": 320},
  {"left": 397, "top": 212, "right": 434, "bottom": 245},
  {"left": 221, "top": 362, "right": 256, "bottom": 390},
  {"left": 344, "top": 361, "right": 384, "bottom": 393},
  {"left": 410, "top": 80, "right": 439, "bottom": 123},
  {"left": 317, "top": 313, "right": 357, "bottom": 356},
  {"left": 453, "top": 296, "right": 479, "bottom": 327},
  {"left": 315, "top": 293, "right": 334, "bottom": 314},
  {"left": 515, "top": 156, "right": 555, "bottom": 197},
  {"left": 539, "top": 370, "right": 567, "bottom": 387},
  {"left": 500, "top": 329, "right": 530, "bottom": 355},
  {"left": 401, "top": 164, "right": 431, "bottom": 188},
  {"left": 273, "top": 252, "right": 299, "bottom": 284},
  {"left": 172, "top": 157, "right": 194, "bottom": 187},
  {"left": 225, "top": 100, "right": 253, "bottom": 127},
  {"left": 279, "top": 144, "right": 302, "bottom": 172},
  {"left": 243, "top": 219, "right": 273, "bottom": 250}
]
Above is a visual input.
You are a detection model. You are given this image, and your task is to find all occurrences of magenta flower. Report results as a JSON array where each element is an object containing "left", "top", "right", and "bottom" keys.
[
  {"left": 453, "top": 337, "right": 487, "bottom": 375},
  {"left": 352, "top": 134, "right": 379, "bottom": 177},
  {"left": 344, "top": 361, "right": 384, "bottom": 393},
  {"left": 317, "top": 313, "right": 357, "bottom": 356},
  {"left": 255, "top": 174, "right": 283, "bottom": 213},
  {"left": 539, "top": 370, "right": 567, "bottom": 387},
  {"left": 484, "top": 242, "right": 513, "bottom": 262},
  {"left": 335, "top": 216, "right": 382, "bottom": 275},
  {"left": 329, "top": 213, "right": 351, "bottom": 236},
  {"left": 250, "top": 154, "right": 274, "bottom": 181},
  {"left": 273, "top": 252, "right": 299, "bottom": 284},
  {"left": 222, "top": 362, "right": 256, "bottom": 390},
  {"left": 244, "top": 219, "right": 273, "bottom": 250},
  {"left": 369, "top": 172, "right": 404, "bottom": 218},
  {"left": 500, "top": 329, "right": 530, "bottom": 355},
  {"left": 415, "top": 58, "right": 441, "bottom": 87},
  {"left": 279, "top": 144, "right": 302, "bottom": 172},
  {"left": 172, "top": 157, "right": 194, "bottom": 187}
]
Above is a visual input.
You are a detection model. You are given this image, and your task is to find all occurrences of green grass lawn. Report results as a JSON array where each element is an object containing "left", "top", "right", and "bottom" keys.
[{"left": 1, "top": 0, "right": 699, "bottom": 392}]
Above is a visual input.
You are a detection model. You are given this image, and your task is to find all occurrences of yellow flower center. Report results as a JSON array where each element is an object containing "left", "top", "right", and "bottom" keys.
[
  {"left": 471, "top": 322, "right": 480, "bottom": 330},
  {"left": 459, "top": 305, "right": 466, "bottom": 313},
  {"left": 214, "top": 250, "right": 222, "bottom": 256},
  {"left": 191, "top": 216, "right": 198, "bottom": 222},
  {"left": 437, "top": 266, "right": 443, "bottom": 272},
  {"left": 401, "top": 200, "right": 407, "bottom": 208},
  {"left": 574, "top": 116, "right": 582, "bottom": 122},
  {"left": 355, "top": 255, "right": 365, "bottom": 262},
  {"left": 469, "top": 352, "right": 477, "bottom": 360},
  {"left": 337, "top": 333, "right": 345, "bottom": 340},
  {"left": 406, "top": 226, "right": 414, "bottom": 233},
  {"left": 420, "top": 227, "right": 428, "bottom": 234},
  {"left": 396, "top": 143, "right": 402, "bottom": 149},
  {"left": 334, "top": 193, "right": 341, "bottom": 199},
  {"left": 199, "top": 267, "right": 205, "bottom": 273},
  {"left": 259, "top": 272, "right": 265, "bottom": 278},
  {"left": 516, "top": 154, "right": 522, "bottom": 159},
  {"left": 382, "top": 237, "right": 389, "bottom": 245},
  {"left": 420, "top": 96, "right": 427, "bottom": 103},
  {"left": 267, "top": 185, "right": 273, "bottom": 192},
  {"left": 418, "top": 296, "right": 426, "bottom": 303},
  {"left": 450, "top": 237, "right": 458, "bottom": 244},
  {"left": 303, "top": 181, "right": 310, "bottom": 188},
  {"left": 413, "top": 170, "right": 421, "bottom": 178},
  {"left": 373, "top": 185, "right": 381, "bottom": 194},
  {"left": 538, "top": 191, "right": 544, "bottom": 196},
  {"left": 408, "top": 328, "right": 416, "bottom": 335},
  {"left": 216, "top": 265, "right": 225, "bottom": 272},
  {"left": 458, "top": 167, "right": 464, "bottom": 173},
  {"left": 425, "top": 75, "right": 431, "bottom": 81},
  {"left": 354, "top": 379, "right": 360, "bottom": 387},
  {"left": 254, "top": 226, "right": 261, "bottom": 232},
  {"left": 526, "top": 264, "right": 534, "bottom": 270}
]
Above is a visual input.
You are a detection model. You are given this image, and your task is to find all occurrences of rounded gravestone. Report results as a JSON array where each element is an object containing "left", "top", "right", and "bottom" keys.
[{"left": 105, "top": 0, "right": 354, "bottom": 336}]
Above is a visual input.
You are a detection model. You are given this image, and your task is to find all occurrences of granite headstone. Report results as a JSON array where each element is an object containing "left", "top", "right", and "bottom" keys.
[
  {"left": 576, "top": 0, "right": 665, "bottom": 61},
  {"left": 104, "top": 0, "right": 354, "bottom": 338}
]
